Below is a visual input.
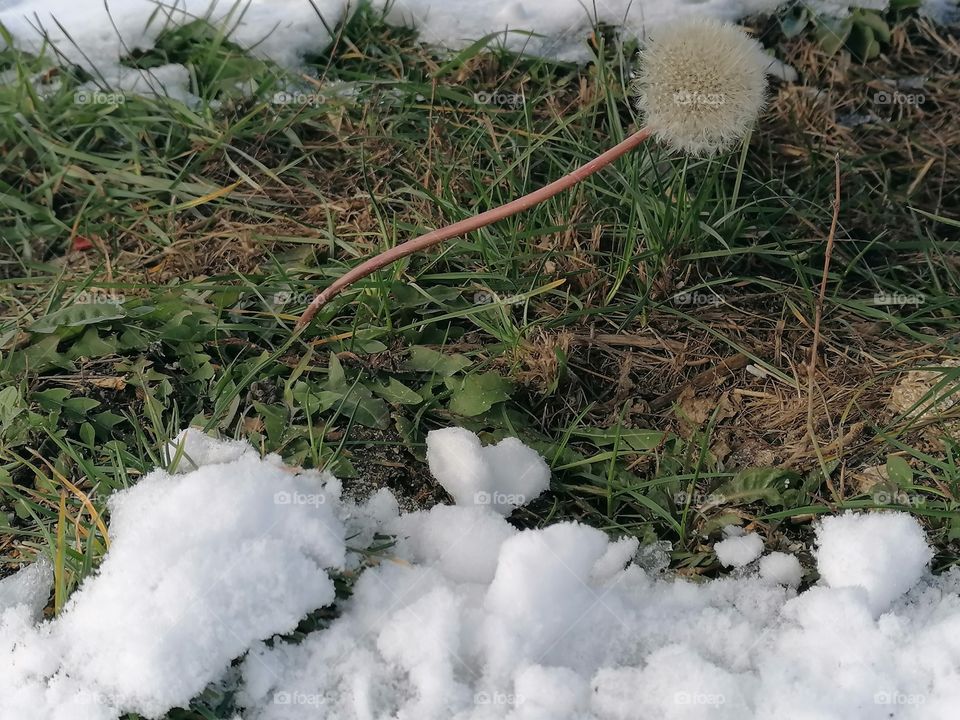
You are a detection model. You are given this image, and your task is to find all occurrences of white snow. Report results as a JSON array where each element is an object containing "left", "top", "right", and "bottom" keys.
[
  {"left": 1, "top": 428, "right": 347, "bottom": 719},
  {"left": 714, "top": 530, "right": 764, "bottom": 567},
  {"left": 2, "top": 430, "right": 960, "bottom": 720},
  {"left": 426, "top": 427, "right": 550, "bottom": 515},
  {"left": 0, "top": 0, "right": 951, "bottom": 103},
  {"left": 759, "top": 551, "right": 803, "bottom": 588},
  {"left": 0, "top": 555, "right": 51, "bottom": 621},
  {"left": 166, "top": 425, "right": 256, "bottom": 472},
  {"left": 815, "top": 511, "right": 933, "bottom": 616}
]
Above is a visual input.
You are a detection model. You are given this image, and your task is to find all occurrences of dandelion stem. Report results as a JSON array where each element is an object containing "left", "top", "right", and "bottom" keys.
[{"left": 296, "top": 126, "right": 654, "bottom": 330}]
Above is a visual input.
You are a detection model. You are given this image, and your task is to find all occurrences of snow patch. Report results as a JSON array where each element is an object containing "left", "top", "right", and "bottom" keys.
[
  {"left": 426, "top": 427, "right": 550, "bottom": 515},
  {"left": 715, "top": 530, "right": 764, "bottom": 567},
  {"left": 815, "top": 511, "right": 933, "bottom": 616},
  {"left": 759, "top": 551, "right": 803, "bottom": 588},
  {"left": 1, "top": 433, "right": 958, "bottom": 720},
  {"left": 1, "top": 0, "right": 950, "bottom": 99}
]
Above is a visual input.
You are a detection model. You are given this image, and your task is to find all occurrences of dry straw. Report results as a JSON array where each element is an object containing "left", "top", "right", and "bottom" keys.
[{"left": 297, "top": 17, "right": 770, "bottom": 329}]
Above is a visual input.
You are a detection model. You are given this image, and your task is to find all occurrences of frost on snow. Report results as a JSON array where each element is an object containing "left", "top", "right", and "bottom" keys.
[{"left": 2, "top": 428, "right": 960, "bottom": 719}]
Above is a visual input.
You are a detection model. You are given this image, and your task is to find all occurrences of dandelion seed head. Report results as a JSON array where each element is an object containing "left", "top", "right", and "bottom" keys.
[{"left": 634, "top": 17, "right": 769, "bottom": 156}]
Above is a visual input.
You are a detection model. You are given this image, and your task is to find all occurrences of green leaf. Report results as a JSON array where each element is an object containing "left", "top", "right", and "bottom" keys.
[
  {"left": 344, "top": 394, "right": 391, "bottom": 429},
  {"left": 854, "top": 9, "right": 891, "bottom": 43},
  {"left": 886, "top": 455, "right": 914, "bottom": 487},
  {"left": 948, "top": 516, "right": 960, "bottom": 542},
  {"left": 445, "top": 372, "right": 513, "bottom": 417},
  {"left": 68, "top": 328, "right": 118, "bottom": 360},
  {"left": 373, "top": 378, "right": 423, "bottom": 405},
  {"left": 715, "top": 467, "right": 802, "bottom": 508},
  {"left": 0, "top": 386, "right": 24, "bottom": 429},
  {"left": 35, "top": 388, "right": 72, "bottom": 410},
  {"left": 91, "top": 411, "right": 126, "bottom": 433},
  {"left": 405, "top": 346, "right": 471, "bottom": 377},
  {"left": 79, "top": 422, "right": 96, "bottom": 447},
  {"left": 815, "top": 16, "right": 853, "bottom": 55},
  {"left": 62, "top": 397, "right": 101, "bottom": 419},
  {"left": 28, "top": 302, "right": 126, "bottom": 334},
  {"left": 4, "top": 336, "right": 67, "bottom": 375},
  {"left": 847, "top": 23, "right": 880, "bottom": 61},
  {"left": 325, "top": 353, "right": 348, "bottom": 392},
  {"left": 252, "top": 402, "right": 288, "bottom": 444},
  {"left": 293, "top": 385, "right": 342, "bottom": 415}
]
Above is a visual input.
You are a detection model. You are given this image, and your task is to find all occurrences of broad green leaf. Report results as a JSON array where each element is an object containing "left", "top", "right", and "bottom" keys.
[
  {"left": 445, "top": 373, "right": 513, "bottom": 417},
  {"left": 341, "top": 394, "right": 390, "bottom": 429},
  {"left": 68, "top": 328, "right": 118, "bottom": 360},
  {"left": 28, "top": 302, "right": 126, "bottom": 334},
  {"left": 35, "top": 388, "right": 72, "bottom": 410},
  {"left": 92, "top": 411, "right": 126, "bottom": 432},
  {"left": 405, "top": 346, "right": 471, "bottom": 377},
  {"left": 373, "top": 378, "right": 423, "bottom": 405},
  {"left": 0, "top": 386, "right": 23, "bottom": 429},
  {"left": 886, "top": 455, "right": 914, "bottom": 487},
  {"left": 715, "top": 467, "right": 802, "bottom": 508},
  {"left": 815, "top": 16, "right": 853, "bottom": 55},
  {"left": 62, "top": 397, "right": 101, "bottom": 418},
  {"left": 855, "top": 9, "right": 891, "bottom": 43},
  {"left": 79, "top": 422, "right": 96, "bottom": 447},
  {"left": 3, "top": 335, "right": 68, "bottom": 376},
  {"left": 325, "top": 353, "right": 348, "bottom": 392}
]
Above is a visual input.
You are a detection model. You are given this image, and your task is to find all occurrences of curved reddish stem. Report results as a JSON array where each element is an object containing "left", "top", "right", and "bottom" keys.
[{"left": 296, "top": 125, "right": 653, "bottom": 330}]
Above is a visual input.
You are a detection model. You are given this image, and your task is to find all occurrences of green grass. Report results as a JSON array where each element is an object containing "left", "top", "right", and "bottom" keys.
[{"left": 1, "top": 2, "right": 960, "bottom": 715}]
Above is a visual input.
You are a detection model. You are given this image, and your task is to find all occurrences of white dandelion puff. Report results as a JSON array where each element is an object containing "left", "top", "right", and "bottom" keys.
[{"left": 634, "top": 16, "right": 769, "bottom": 156}]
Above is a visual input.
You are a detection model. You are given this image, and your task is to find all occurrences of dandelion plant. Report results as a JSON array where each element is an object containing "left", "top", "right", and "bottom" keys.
[{"left": 297, "top": 17, "right": 769, "bottom": 329}]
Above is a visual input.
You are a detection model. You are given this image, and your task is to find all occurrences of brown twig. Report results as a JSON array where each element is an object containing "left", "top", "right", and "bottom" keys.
[
  {"left": 295, "top": 126, "right": 654, "bottom": 330},
  {"left": 806, "top": 153, "right": 842, "bottom": 493}
]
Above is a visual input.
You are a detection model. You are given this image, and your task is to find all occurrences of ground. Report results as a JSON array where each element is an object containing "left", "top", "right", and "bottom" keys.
[{"left": 1, "top": 3, "right": 959, "bottom": 708}]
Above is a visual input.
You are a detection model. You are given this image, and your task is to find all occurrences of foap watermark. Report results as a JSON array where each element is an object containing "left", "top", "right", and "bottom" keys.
[
  {"left": 272, "top": 90, "right": 327, "bottom": 106},
  {"left": 274, "top": 491, "right": 326, "bottom": 507},
  {"left": 474, "top": 91, "right": 524, "bottom": 109},
  {"left": 673, "top": 89, "right": 725, "bottom": 107},
  {"left": 474, "top": 490, "right": 526, "bottom": 507},
  {"left": 873, "top": 90, "right": 925, "bottom": 106},
  {"left": 273, "top": 691, "right": 327, "bottom": 708},
  {"left": 875, "top": 691, "right": 925, "bottom": 706},
  {"left": 74, "top": 89, "right": 125, "bottom": 106},
  {"left": 673, "top": 291, "right": 721, "bottom": 307},
  {"left": 474, "top": 290, "right": 524, "bottom": 307},
  {"left": 474, "top": 691, "right": 524, "bottom": 707},
  {"left": 872, "top": 292, "right": 924, "bottom": 306},
  {"left": 75, "top": 290, "right": 125, "bottom": 305},
  {"left": 674, "top": 490, "right": 725, "bottom": 506},
  {"left": 271, "top": 290, "right": 314, "bottom": 307},
  {"left": 675, "top": 691, "right": 725, "bottom": 706},
  {"left": 872, "top": 490, "right": 925, "bottom": 507}
]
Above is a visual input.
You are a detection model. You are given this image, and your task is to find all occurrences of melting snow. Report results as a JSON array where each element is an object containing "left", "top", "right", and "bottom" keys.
[
  {"left": 1, "top": 427, "right": 958, "bottom": 719},
  {"left": 0, "top": 0, "right": 952, "bottom": 103}
]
